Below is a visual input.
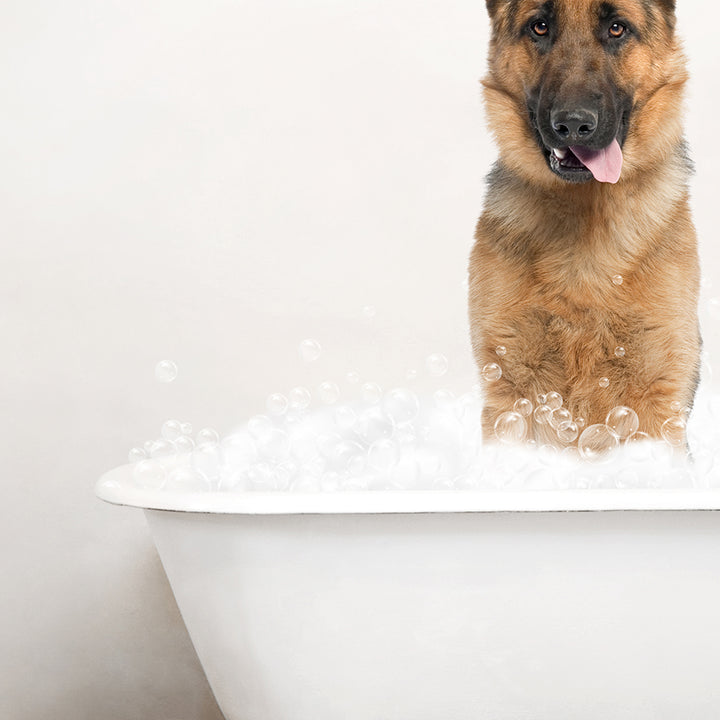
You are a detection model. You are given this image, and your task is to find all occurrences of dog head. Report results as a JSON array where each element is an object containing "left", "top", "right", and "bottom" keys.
[{"left": 483, "top": 0, "right": 686, "bottom": 186}]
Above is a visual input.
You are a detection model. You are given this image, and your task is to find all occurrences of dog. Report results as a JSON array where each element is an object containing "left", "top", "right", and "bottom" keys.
[{"left": 468, "top": 0, "right": 700, "bottom": 448}]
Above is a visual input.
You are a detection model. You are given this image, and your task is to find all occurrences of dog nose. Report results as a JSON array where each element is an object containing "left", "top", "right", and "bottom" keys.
[{"left": 550, "top": 108, "right": 598, "bottom": 144}]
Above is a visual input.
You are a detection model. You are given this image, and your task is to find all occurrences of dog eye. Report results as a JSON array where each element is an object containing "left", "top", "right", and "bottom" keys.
[
  {"left": 609, "top": 22, "right": 626, "bottom": 38},
  {"left": 531, "top": 20, "right": 549, "bottom": 37}
]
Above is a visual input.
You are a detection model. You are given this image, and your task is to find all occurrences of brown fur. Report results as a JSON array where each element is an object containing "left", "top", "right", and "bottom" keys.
[{"left": 469, "top": 0, "right": 700, "bottom": 446}]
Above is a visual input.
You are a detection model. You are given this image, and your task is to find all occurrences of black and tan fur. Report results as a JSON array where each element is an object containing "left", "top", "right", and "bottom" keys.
[{"left": 469, "top": 0, "right": 700, "bottom": 446}]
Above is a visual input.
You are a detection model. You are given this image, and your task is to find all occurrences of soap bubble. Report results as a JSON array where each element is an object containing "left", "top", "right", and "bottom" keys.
[
  {"left": 221, "top": 433, "right": 256, "bottom": 465},
  {"left": 343, "top": 475, "right": 369, "bottom": 491},
  {"left": 395, "top": 424, "right": 417, "bottom": 448},
  {"left": 434, "top": 389, "right": 455, "bottom": 407},
  {"left": 651, "top": 439, "right": 674, "bottom": 464},
  {"left": 317, "top": 433, "right": 343, "bottom": 460},
  {"left": 598, "top": 377, "right": 610, "bottom": 388},
  {"left": 368, "top": 439, "right": 399, "bottom": 471},
  {"left": 575, "top": 416, "right": 586, "bottom": 429},
  {"left": 493, "top": 411, "right": 527, "bottom": 444},
  {"left": 670, "top": 400, "right": 682, "bottom": 414},
  {"left": 272, "top": 461, "right": 296, "bottom": 491},
  {"left": 537, "top": 444, "right": 559, "bottom": 466},
  {"left": 661, "top": 417, "right": 686, "bottom": 447},
  {"left": 561, "top": 445, "right": 580, "bottom": 459},
  {"left": 256, "top": 428, "right": 291, "bottom": 462},
  {"left": 149, "top": 439, "right": 175, "bottom": 458},
  {"left": 298, "top": 339, "right": 322, "bottom": 363},
  {"left": 248, "top": 462, "right": 275, "bottom": 490},
  {"left": 288, "top": 386, "right": 311, "bottom": 410},
  {"left": 495, "top": 345, "right": 507, "bottom": 357},
  {"left": 180, "top": 422, "right": 192, "bottom": 436},
  {"left": 383, "top": 388, "right": 420, "bottom": 425},
  {"left": 320, "top": 471, "right": 342, "bottom": 492},
  {"left": 605, "top": 406, "right": 639, "bottom": 439},
  {"left": 333, "top": 440, "right": 366, "bottom": 472},
  {"left": 455, "top": 391, "right": 481, "bottom": 421},
  {"left": 545, "top": 391, "right": 563, "bottom": 410},
  {"left": 550, "top": 407, "right": 572, "bottom": 429},
  {"left": 346, "top": 371, "right": 361, "bottom": 385},
  {"left": 191, "top": 443, "right": 222, "bottom": 480},
  {"left": 155, "top": 360, "right": 178, "bottom": 383},
  {"left": 196, "top": 427, "right": 220, "bottom": 446},
  {"left": 166, "top": 467, "right": 211, "bottom": 492},
  {"left": 266, "top": 393, "right": 289, "bottom": 416},
  {"left": 318, "top": 381, "right": 341, "bottom": 405},
  {"left": 612, "top": 274, "right": 624, "bottom": 286},
  {"left": 247, "top": 415, "right": 273, "bottom": 438},
  {"left": 425, "top": 409, "right": 462, "bottom": 446},
  {"left": 133, "top": 460, "right": 166, "bottom": 489},
  {"left": 557, "top": 420, "right": 579, "bottom": 444},
  {"left": 578, "top": 424, "right": 619, "bottom": 461},
  {"left": 481, "top": 363, "right": 502, "bottom": 382},
  {"left": 174, "top": 436, "right": 195, "bottom": 454},
  {"left": 454, "top": 473, "right": 479, "bottom": 490},
  {"left": 356, "top": 407, "right": 394, "bottom": 444},
  {"left": 533, "top": 404, "right": 552, "bottom": 425},
  {"left": 426, "top": 353, "right": 449, "bottom": 377},
  {"left": 161, "top": 420, "right": 183, "bottom": 442},
  {"left": 362, "top": 382, "right": 383, "bottom": 404},
  {"left": 406, "top": 369, "right": 418, "bottom": 381},
  {"left": 693, "top": 449, "right": 715, "bottom": 481},
  {"left": 128, "top": 447, "right": 147, "bottom": 463},
  {"left": 513, "top": 398, "right": 533, "bottom": 417},
  {"left": 362, "top": 305, "right": 377, "bottom": 319},
  {"left": 616, "top": 468, "right": 640, "bottom": 489},
  {"left": 289, "top": 427, "right": 320, "bottom": 463},
  {"left": 333, "top": 405, "right": 357, "bottom": 432},
  {"left": 614, "top": 346, "right": 626, "bottom": 358},
  {"left": 302, "top": 456, "right": 327, "bottom": 478},
  {"left": 414, "top": 447, "right": 443, "bottom": 484}
]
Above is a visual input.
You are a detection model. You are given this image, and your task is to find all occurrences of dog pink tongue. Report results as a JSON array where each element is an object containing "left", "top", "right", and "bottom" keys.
[{"left": 569, "top": 139, "right": 623, "bottom": 183}]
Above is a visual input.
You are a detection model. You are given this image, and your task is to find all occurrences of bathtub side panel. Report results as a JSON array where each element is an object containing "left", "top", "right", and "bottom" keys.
[{"left": 145, "top": 509, "right": 720, "bottom": 720}]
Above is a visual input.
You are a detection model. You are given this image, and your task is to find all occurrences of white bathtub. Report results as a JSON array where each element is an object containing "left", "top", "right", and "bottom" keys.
[{"left": 97, "top": 464, "right": 720, "bottom": 720}]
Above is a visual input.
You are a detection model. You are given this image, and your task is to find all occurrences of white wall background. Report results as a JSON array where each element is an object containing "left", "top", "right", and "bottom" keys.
[{"left": 1, "top": 1, "right": 717, "bottom": 718}]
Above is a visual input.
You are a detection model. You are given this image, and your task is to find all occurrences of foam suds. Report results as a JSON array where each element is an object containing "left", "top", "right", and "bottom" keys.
[{"left": 128, "top": 384, "right": 720, "bottom": 493}]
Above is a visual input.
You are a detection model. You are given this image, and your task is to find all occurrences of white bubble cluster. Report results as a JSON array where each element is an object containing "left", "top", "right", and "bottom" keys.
[
  {"left": 127, "top": 329, "right": 720, "bottom": 494},
  {"left": 127, "top": 384, "right": 720, "bottom": 493},
  {"left": 131, "top": 418, "right": 199, "bottom": 471}
]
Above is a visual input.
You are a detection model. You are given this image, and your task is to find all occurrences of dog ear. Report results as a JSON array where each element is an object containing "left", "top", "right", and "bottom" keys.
[
  {"left": 654, "top": 0, "right": 676, "bottom": 29},
  {"left": 486, "top": 1, "right": 516, "bottom": 25},
  {"left": 485, "top": 0, "right": 506, "bottom": 17}
]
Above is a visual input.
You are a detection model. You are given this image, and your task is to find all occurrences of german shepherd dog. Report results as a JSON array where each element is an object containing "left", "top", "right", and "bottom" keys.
[{"left": 469, "top": 0, "right": 701, "bottom": 448}]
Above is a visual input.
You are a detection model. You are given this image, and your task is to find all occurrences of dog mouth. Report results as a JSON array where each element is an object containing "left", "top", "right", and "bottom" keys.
[{"left": 548, "top": 141, "right": 623, "bottom": 184}]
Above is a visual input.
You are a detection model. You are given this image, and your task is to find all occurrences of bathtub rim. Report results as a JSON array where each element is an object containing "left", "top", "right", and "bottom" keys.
[{"left": 95, "top": 463, "right": 720, "bottom": 514}]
